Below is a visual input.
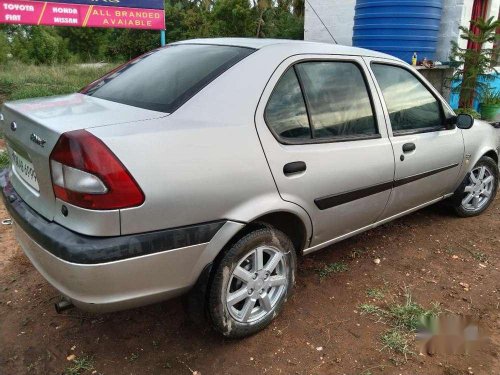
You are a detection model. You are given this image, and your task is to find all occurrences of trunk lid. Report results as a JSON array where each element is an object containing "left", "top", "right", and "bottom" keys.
[{"left": 0, "top": 93, "right": 165, "bottom": 220}]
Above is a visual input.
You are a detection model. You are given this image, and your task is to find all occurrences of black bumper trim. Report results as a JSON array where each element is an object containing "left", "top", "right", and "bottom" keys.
[{"left": 1, "top": 169, "right": 225, "bottom": 265}]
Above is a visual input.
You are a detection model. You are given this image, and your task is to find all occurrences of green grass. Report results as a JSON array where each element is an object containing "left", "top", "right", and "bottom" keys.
[
  {"left": 128, "top": 353, "right": 139, "bottom": 362},
  {"left": 366, "top": 288, "right": 385, "bottom": 300},
  {"left": 316, "top": 262, "right": 349, "bottom": 279},
  {"left": 0, "top": 61, "right": 115, "bottom": 105},
  {"left": 360, "top": 288, "right": 440, "bottom": 360},
  {"left": 65, "top": 356, "right": 94, "bottom": 375},
  {"left": 360, "top": 303, "right": 384, "bottom": 315},
  {"left": 381, "top": 329, "right": 413, "bottom": 356},
  {"left": 471, "top": 251, "right": 488, "bottom": 262},
  {"left": 349, "top": 248, "right": 367, "bottom": 259}
]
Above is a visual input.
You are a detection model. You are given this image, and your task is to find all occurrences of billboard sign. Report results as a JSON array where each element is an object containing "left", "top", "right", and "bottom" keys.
[
  {"left": 0, "top": 0, "right": 165, "bottom": 30},
  {"left": 33, "top": 0, "right": 165, "bottom": 9}
]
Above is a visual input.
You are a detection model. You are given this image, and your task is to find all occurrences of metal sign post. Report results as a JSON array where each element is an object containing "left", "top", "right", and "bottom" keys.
[{"left": 161, "top": 29, "right": 166, "bottom": 47}]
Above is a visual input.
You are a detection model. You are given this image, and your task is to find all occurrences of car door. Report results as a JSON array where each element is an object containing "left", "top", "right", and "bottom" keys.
[
  {"left": 255, "top": 55, "right": 395, "bottom": 249},
  {"left": 366, "top": 58, "right": 465, "bottom": 219}
]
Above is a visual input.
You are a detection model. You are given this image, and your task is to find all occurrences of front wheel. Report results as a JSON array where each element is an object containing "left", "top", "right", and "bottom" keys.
[
  {"left": 452, "top": 156, "right": 498, "bottom": 217},
  {"left": 208, "top": 227, "right": 296, "bottom": 338}
]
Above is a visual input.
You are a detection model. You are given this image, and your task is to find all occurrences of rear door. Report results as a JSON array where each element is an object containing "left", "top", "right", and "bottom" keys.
[
  {"left": 366, "top": 59, "right": 464, "bottom": 219},
  {"left": 255, "top": 55, "right": 395, "bottom": 248}
]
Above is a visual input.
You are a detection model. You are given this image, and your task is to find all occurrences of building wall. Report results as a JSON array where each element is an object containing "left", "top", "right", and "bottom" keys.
[
  {"left": 304, "top": 0, "right": 356, "bottom": 45},
  {"left": 305, "top": 0, "right": 499, "bottom": 62},
  {"left": 435, "top": 0, "right": 470, "bottom": 61}
]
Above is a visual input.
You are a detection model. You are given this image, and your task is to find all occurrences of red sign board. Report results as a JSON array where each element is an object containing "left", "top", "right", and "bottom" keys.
[{"left": 0, "top": 0, "right": 165, "bottom": 30}]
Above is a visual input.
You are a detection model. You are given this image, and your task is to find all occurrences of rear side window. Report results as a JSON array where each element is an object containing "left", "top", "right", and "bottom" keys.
[
  {"left": 265, "top": 69, "right": 311, "bottom": 140},
  {"left": 265, "top": 61, "right": 377, "bottom": 143},
  {"left": 371, "top": 64, "right": 443, "bottom": 134},
  {"left": 82, "top": 45, "right": 254, "bottom": 113},
  {"left": 296, "top": 62, "right": 377, "bottom": 139}
]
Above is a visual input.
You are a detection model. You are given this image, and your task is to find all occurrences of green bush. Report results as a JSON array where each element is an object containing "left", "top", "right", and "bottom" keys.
[
  {"left": 108, "top": 29, "right": 159, "bottom": 61},
  {"left": 0, "top": 31, "right": 9, "bottom": 64},
  {"left": 57, "top": 28, "right": 111, "bottom": 62},
  {"left": 12, "top": 27, "right": 71, "bottom": 65},
  {"left": 480, "top": 88, "right": 500, "bottom": 105}
]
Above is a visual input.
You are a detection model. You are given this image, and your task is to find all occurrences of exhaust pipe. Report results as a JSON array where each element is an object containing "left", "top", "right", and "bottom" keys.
[{"left": 55, "top": 298, "right": 74, "bottom": 314}]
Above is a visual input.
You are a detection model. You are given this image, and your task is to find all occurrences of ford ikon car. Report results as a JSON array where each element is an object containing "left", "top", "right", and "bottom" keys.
[{"left": 1, "top": 39, "right": 499, "bottom": 338}]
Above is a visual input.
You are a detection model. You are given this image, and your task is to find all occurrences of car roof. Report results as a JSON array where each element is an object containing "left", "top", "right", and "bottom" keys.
[{"left": 171, "top": 38, "right": 401, "bottom": 61}]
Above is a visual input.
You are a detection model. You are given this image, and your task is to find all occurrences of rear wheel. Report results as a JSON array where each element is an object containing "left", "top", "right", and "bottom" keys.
[
  {"left": 208, "top": 227, "right": 296, "bottom": 338},
  {"left": 452, "top": 156, "right": 498, "bottom": 217}
]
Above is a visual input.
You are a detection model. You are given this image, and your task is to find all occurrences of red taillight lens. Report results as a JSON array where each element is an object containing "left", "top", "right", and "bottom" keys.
[{"left": 50, "top": 130, "right": 144, "bottom": 210}]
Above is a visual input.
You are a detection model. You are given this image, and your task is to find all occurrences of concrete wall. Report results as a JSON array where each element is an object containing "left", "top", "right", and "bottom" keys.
[
  {"left": 305, "top": 0, "right": 499, "bottom": 62},
  {"left": 435, "top": 0, "right": 470, "bottom": 60}
]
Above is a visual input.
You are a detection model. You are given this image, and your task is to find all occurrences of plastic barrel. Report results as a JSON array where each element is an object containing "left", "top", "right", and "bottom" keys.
[{"left": 353, "top": 0, "right": 443, "bottom": 63}]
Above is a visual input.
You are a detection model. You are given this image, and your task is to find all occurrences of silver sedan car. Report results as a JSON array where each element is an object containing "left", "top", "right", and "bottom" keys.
[{"left": 1, "top": 38, "right": 499, "bottom": 338}]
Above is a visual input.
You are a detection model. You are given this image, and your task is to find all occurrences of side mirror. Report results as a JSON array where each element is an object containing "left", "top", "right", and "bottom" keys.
[{"left": 456, "top": 114, "right": 474, "bottom": 129}]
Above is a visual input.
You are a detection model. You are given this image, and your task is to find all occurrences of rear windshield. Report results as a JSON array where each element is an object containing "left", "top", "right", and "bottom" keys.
[{"left": 82, "top": 44, "right": 255, "bottom": 113}]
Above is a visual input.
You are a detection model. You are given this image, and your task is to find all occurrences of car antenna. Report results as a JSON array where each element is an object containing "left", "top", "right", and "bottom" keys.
[{"left": 305, "top": 0, "right": 338, "bottom": 44}]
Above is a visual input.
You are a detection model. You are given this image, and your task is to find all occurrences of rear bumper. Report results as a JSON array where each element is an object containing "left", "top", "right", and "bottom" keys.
[{"left": 1, "top": 169, "right": 244, "bottom": 312}]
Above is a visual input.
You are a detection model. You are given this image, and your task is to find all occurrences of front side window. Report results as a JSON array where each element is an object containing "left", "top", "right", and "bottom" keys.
[
  {"left": 82, "top": 44, "right": 254, "bottom": 113},
  {"left": 371, "top": 64, "right": 443, "bottom": 134},
  {"left": 295, "top": 62, "right": 377, "bottom": 139}
]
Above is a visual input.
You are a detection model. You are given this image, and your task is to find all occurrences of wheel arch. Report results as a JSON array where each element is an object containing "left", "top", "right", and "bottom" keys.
[
  {"left": 220, "top": 210, "right": 310, "bottom": 259},
  {"left": 482, "top": 149, "right": 499, "bottom": 165},
  {"left": 248, "top": 211, "right": 309, "bottom": 254}
]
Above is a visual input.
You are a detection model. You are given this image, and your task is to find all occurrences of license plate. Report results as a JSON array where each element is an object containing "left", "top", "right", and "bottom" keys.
[{"left": 9, "top": 148, "right": 40, "bottom": 191}]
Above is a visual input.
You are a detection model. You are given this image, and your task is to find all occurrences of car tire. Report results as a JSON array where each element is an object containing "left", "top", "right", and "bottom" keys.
[
  {"left": 208, "top": 227, "right": 296, "bottom": 338},
  {"left": 451, "top": 156, "right": 498, "bottom": 217}
]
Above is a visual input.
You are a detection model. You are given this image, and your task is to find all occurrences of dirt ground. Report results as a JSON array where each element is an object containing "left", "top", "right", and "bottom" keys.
[{"left": 0, "top": 196, "right": 498, "bottom": 375}]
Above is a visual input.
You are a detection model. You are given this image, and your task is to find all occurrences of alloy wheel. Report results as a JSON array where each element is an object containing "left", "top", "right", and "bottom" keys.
[
  {"left": 225, "top": 246, "right": 288, "bottom": 323},
  {"left": 461, "top": 165, "right": 495, "bottom": 212}
]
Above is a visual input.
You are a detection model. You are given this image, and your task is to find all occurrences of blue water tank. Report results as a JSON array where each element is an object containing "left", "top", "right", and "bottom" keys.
[{"left": 353, "top": 0, "right": 443, "bottom": 63}]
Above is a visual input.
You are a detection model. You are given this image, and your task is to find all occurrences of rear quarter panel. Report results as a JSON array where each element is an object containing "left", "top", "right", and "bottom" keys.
[{"left": 89, "top": 49, "right": 312, "bottom": 239}]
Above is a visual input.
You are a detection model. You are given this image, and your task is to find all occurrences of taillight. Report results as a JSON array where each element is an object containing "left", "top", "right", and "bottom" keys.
[{"left": 49, "top": 130, "right": 144, "bottom": 210}]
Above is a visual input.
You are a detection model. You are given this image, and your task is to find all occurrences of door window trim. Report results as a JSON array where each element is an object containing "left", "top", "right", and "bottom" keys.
[
  {"left": 370, "top": 61, "right": 451, "bottom": 137},
  {"left": 264, "top": 58, "right": 382, "bottom": 145}
]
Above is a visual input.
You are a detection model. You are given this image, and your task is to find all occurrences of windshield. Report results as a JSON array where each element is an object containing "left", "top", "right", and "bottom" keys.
[{"left": 82, "top": 44, "right": 255, "bottom": 113}]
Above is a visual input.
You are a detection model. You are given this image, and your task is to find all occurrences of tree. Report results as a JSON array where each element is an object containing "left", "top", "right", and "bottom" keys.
[
  {"left": 293, "top": 0, "right": 304, "bottom": 17},
  {"left": 262, "top": 5, "right": 303, "bottom": 39},
  {"left": 210, "top": 0, "right": 257, "bottom": 37},
  {"left": 58, "top": 28, "right": 111, "bottom": 61},
  {"left": 449, "top": 17, "right": 500, "bottom": 108},
  {"left": 256, "top": 0, "right": 271, "bottom": 38}
]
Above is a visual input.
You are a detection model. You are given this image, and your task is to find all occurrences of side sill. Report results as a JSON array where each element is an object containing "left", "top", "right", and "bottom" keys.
[{"left": 303, "top": 194, "right": 450, "bottom": 255}]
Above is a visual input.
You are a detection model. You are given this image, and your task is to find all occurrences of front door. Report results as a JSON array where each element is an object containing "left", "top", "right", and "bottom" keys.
[
  {"left": 367, "top": 59, "right": 465, "bottom": 219},
  {"left": 255, "top": 55, "right": 395, "bottom": 248}
]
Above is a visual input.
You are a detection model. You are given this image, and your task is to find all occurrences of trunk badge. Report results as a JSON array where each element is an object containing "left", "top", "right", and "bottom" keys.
[
  {"left": 30, "top": 133, "right": 47, "bottom": 148},
  {"left": 10, "top": 122, "right": 17, "bottom": 131}
]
